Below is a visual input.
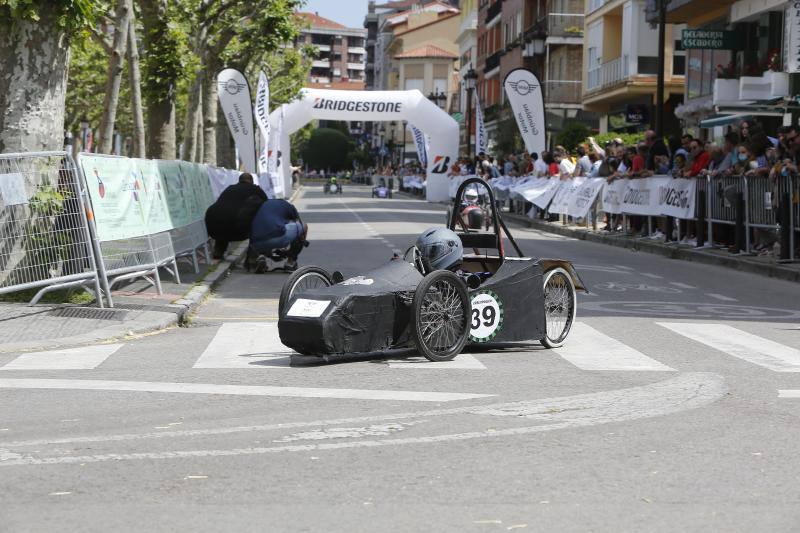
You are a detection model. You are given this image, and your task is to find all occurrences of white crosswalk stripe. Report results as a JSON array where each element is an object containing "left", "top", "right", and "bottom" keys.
[
  {"left": 658, "top": 322, "right": 800, "bottom": 372},
  {"left": 5, "top": 321, "right": 799, "bottom": 377},
  {"left": 0, "top": 344, "right": 124, "bottom": 370},
  {"left": 193, "top": 322, "right": 292, "bottom": 369},
  {"left": 553, "top": 323, "right": 676, "bottom": 372}
]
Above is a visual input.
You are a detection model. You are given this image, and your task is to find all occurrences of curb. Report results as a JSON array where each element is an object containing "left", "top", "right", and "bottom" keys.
[{"left": 504, "top": 213, "right": 800, "bottom": 284}]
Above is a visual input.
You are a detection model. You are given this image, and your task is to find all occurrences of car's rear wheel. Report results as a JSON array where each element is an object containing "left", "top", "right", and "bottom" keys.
[
  {"left": 540, "top": 267, "right": 576, "bottom": 348},
  {"left": 411, "top": 271, "right": 470, "bottom": 362},
  {"left": 279, "top": 266, "right": 333, "bottom": 316}
]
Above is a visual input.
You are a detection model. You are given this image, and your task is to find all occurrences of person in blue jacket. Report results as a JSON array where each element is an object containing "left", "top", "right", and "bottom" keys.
[{"left": 249, "top": 197, "right": 308, "bottom": 272}]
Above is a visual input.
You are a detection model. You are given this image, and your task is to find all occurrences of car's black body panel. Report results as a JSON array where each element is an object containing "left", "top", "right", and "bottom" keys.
[{"left": 279, "top": 261, "right": 421, "bottom": 355}]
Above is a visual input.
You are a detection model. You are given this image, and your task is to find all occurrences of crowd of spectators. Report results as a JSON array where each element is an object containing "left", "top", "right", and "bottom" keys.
[{"left": 443, "top": 119, "right": 798, "bottom": 257}]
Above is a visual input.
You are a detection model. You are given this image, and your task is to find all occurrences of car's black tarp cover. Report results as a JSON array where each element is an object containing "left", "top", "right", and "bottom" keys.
[
  {"left": 481, "top": 258, "right": 546, "bottom": 343},
  {"left": 279, "top": 260, "right": 423, "bottom": 355}
]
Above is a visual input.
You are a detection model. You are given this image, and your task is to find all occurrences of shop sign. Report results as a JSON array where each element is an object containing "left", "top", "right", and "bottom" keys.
[{"left": 681, "top": 29, "right": 743, "bottom": 50}]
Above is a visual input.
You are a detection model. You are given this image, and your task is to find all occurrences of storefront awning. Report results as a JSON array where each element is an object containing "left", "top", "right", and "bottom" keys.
[{"left": 699, "top": 113, "right": 752, "bottom": 129}]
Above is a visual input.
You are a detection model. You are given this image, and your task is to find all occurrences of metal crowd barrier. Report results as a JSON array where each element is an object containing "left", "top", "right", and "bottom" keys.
[
  {"left": 170, "top": 219, "right": 210, "bottom": 274},
  {"left": 99, "top": 231, "right": 178, "bottom": 303},
  {"left": 0, "top": 152, "right": 105, "bottom": 305}
]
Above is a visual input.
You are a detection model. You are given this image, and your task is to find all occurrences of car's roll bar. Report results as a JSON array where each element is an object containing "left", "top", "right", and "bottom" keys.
[{"left": 448, "top": 176, "right": 524, "bottom": 260}]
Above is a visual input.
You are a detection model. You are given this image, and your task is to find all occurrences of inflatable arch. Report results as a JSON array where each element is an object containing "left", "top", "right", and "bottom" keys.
[{"left": 269, "top": 88, "right": 459, "bottom": 202}]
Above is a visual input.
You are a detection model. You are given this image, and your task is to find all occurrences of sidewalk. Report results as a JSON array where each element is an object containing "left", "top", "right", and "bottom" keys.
[
  {"left": 0, "top": 241, "right": 248, "bottom": 353},
  {"left": 503, "top": 212, "right": 800, "bottom": 283}
]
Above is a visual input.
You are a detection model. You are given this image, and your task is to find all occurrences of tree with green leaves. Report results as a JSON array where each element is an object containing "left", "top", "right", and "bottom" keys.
[
  {"left": 0, "top": 0, "right": 96, "bottom": 152},
  {"left": 301, "top": 128, "right": 353, "bottom": 172}
]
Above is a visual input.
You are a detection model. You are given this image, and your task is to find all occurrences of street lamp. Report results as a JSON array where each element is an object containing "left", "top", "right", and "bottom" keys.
[
  {"left": 463, "top": 68, "right": 478, "bottom": 160},
  {"left": 428, "top": 90, "right": 446, "bottom": 109}
]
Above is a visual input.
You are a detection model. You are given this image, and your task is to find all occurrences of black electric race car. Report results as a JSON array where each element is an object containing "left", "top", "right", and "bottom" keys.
[
  {"left": 323, "top": 177, "right": 343, "bottom": 194},
  {"left": 278, "top": 177, "right": 586, "bottom": 362}
]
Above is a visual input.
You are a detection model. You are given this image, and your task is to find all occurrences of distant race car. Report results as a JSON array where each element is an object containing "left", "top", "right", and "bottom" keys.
[
  {"left": 445, "top": 185, "right": 491, "bottom": 230},
  {"left": 278, "top": 177, "right": 586, "bottom": 361},
  {"left": 372, "top": 177, "right": 392, "bottom": 199},
  {"left": 323, "top": 177, "right": 342, "bottom": 194}
]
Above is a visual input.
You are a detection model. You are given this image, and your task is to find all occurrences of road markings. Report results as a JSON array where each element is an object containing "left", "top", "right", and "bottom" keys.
[
  {"left": 0, "top": 344, "right": 124, "bottom": 370},
  {"left": 386, "top": 354, "right": 486, "bottom": 369},
  {"left": 670, "top": 282, "right": 697, "bottom": 290},
  {"left": 641, "top": 273, "right": 663, "bottom": 279},
  {"left": 778, "top": 390, "right": 800, "bottom": 398},
  {"left": 553, "top": 323, "right": 675, "bottom": 371},
  {"left": 0, "top": 378, "right": 493, "bottom": 402},
  {"left": 658, "top": 323, "right": 800, "bottom": 372},
  {"left": 706, "top": 293, "right": 737, "bottom": 302},
  {"left": 193, "top": 322, "right": 291, "bottom": 369},
  {"left": 0, "top": 373, "right": 725, "bottom": 467}
]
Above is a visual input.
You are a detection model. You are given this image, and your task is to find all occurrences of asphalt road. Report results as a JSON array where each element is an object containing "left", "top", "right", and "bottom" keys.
[{"left": 1, "top": 185, "right": 800, "bottom": 532}]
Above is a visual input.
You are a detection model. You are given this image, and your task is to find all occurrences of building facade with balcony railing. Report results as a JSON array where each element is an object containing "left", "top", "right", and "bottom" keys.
[
  {"left": 297, "top": 12, "right": 367, "bottom": 88},
  {"left": 582, "top": 0, "right": 685, "bottom": 135}
]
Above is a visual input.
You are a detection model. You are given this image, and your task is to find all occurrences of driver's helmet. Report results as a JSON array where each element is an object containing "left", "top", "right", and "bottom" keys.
[
  {"left": 415, "top": 228, "right": 463, "bottom": 272},
  {"left": 464, "top": 188, "right": 479, "bottom": 203},
  {"left": 330, "top": 176, "right": 337, "bottom": 183}
]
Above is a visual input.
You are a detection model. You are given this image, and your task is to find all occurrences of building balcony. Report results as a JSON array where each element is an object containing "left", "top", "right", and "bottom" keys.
[
  {"left": 586, "top": 55, "right": 630, "bottom": 92},
  {"left": 312, "top": 59, "right": 331, "bottom": 68},
  {"left": 348, "top": 62, "right": 365, "bottom": 70},
  {"left": 348, "top": 46, "right": 366, "bottom": 54},
  {"left": 484, "top": 50, "right": 501, "bottom": 73},
  {"left": 547, "top": 13, "right": 584, "bottom": 38},
  {"left": 588, "top": 0, "right": 611, "bottom": 14},
  {"left": 314, "top": 44, "right": 331, "bottom": 52},
  {"left": 545, "top": 80, "right": 582, "bottom": 105},
  {"left": 485, "top": 0, "right": 502, "bottom": 25}
]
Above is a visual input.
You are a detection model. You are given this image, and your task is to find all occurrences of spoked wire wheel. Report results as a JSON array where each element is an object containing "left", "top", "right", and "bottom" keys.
[
  {"left": 411, "top": 271, "right": 470, "bottom": 362},
  {"left": 279, "top": 266, "right": 333, "bottom": 316},
  {"left": 541, "top": 267, "right": 576, "bottom": 348}
]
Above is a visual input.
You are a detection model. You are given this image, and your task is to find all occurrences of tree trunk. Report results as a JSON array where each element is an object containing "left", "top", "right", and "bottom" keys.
[
  {"left": 202, "top": 66, "right": 218, "bottom": 166},
  {"left": 195, "top": 88, "right": 204, "bottom": 163},
  {"left": 0, "top": 11, "right": 70, "bottom": 153},
  {"left": 127, "top": 13, "right": 146, "bottom": 158},
  {"left": 140, "top": 0, "right": 178, "bottom": 159},
  {"left": 97, "top": 0, "right": 133, "bottom": 154},
  {"left": 181, "top": 26, "right": 209, "bottom": 163}
]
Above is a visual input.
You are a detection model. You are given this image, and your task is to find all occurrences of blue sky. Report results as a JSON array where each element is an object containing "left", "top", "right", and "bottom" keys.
[{"left": 302, "top": 0, "right": 368, "bottom": 29}]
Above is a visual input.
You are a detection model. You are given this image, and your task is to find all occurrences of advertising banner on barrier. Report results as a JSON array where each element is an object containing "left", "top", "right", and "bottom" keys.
[
  {"left": 529, "top": 177, "right": 562, "bottom": 209},
  {"left": 79, "top": 154, "right": 215, "bottom": 241},
  {"left": 657, "top": 178, "right": 696, "bottom": 219},
  {"left": 217, "top": 68, "right": 257, "bottom": 174},
  {"left": 567, "top": 178, "right": 606, "bottom": 219},
  {"left": 602, "top": 178, "right": 627, "bottom": 214},
  {"left": 207, "top": 166, "right": 240, "bottom": 199},
  {"left": 80, "top": 155, "right": 170, "bottom": 241},
  {"left": 551, "top": 177, "right": 586, "bottom": 214},
  {"left": 620, "top": 176, "right": 665, "bottom": 215},
  {"left": 503, "top": 68, "right": 546, "bottom": 156}
]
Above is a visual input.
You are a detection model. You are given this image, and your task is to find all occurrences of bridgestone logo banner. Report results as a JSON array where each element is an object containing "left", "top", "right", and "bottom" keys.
[
  {"left": 217, "top": 68, "right": 257, "bottom": 174},
  {"left": 503, "top": 68, "right": 546, "bottom": 156},
  {"left": 312, "top": 98, "right": 402, "bottom": 113}
]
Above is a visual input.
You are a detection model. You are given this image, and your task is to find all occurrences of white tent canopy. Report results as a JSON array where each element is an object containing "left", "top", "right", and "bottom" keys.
[{"left": 269, "top": 88, "right": 459, "bottom": 202}]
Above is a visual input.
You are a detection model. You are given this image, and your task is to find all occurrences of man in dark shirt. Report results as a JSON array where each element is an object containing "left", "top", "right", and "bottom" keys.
[
  {"left": 249, "top": 198, "right": 308, "bottom": 271},
  {"left": 205, "top": 173, "right": 267, "bottom": 259},
  {"left": 644, "top": 129, "right": 670, "bottom": 172}
]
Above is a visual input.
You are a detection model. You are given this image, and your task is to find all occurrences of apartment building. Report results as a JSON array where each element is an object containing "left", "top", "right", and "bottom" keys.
[
  {"left": 477, "top": 0, "right": 594, "bottom": 150},
  {"left": 582, "top": 0, "right": 685, "bottom": 135},
  {"left": 295, "top": 12, "right": 367, "bottom": 90},
  {"left": 456, "top": 0, "right": 479, "bottom": 153}
]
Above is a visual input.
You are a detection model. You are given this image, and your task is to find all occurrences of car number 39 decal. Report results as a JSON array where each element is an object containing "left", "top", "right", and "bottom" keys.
[{"left": 469, "top": 290, "right": 503, "bottom": 342}]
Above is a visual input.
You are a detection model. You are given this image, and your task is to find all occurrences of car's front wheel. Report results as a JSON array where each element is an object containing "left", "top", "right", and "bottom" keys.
[
  {"left": 540, "top": 267, "right": 576, "bottom": 348},
  {"left": 279, "top": 266, "right": 333, "bottom": 317},
  {"left": 411, "top": 271, "right": 470, "bottom": 362}
]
